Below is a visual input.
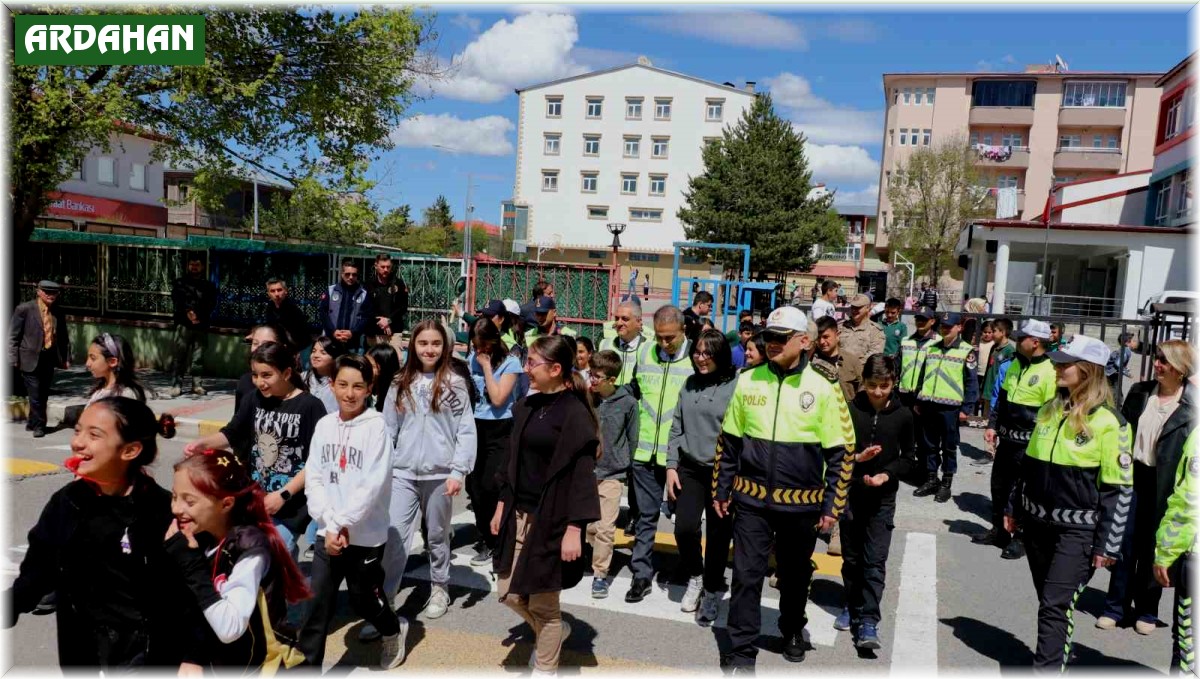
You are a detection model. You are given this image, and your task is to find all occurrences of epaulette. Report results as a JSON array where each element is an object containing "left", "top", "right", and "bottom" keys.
[{"left": 810, "top": 356, "right": 840, "bottom": 383}]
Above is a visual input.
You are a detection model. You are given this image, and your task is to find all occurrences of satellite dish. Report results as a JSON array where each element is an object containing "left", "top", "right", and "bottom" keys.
[
  {"left": 637, "top": 56, "right": 652, "bottom": 67},
  {"left": 1055, "top": 54, "right": 1069, "bottom": 72}
]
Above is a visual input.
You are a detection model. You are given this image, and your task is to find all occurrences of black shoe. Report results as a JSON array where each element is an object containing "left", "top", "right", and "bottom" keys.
[
  {"left": 971, "top": 528, "right": 1009, "bottom": 547},
  {"left": 32, "top": 592, "right": 56, "bottom": 615},
  {"left": 32, "top": 427, "right": 46, "bottom": 438},
  {"left": 1001, "top": 537, "right": 1026, "bottom": 560},
  {"left": 24, "top": 421, "right": 34, "bottom": 431},
  {"left": 934, "top": 475, "right": 953, "bottom": 503},
  {"left": 625, "top": 578, "right": 652, "bottom": 603},
  {"left": 782, "top": 633, "right": 806, "bottom": 663},
  {"left": 913, "top": 474, "right": 939, "bottom": 497}
]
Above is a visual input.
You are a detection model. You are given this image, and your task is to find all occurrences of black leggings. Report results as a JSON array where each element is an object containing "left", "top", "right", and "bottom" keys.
[
  {"left": 299, "top": 543, "right": 399, "bottom": 666},
  {"left": 673, "top": 459, "right": 733, "bottom": 593},
  {"left": 468, "top": 418, "right": 513, "bottom": 550}
]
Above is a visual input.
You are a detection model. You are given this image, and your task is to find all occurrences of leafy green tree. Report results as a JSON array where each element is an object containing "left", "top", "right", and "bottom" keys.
[
  {"left": 452, "top": 224, "right": 491, "bottom": 256},
  {"left": 252, "top": 171, "right": 380, "bottom": 245},
  {"left": 377, "top": 204, "right": 415, "bottom": 246},
  {"left": 677, "top": 93, "right": 845, "bottom": 278},
  {"left": 423, "top": 195, "right": 454, "bottom": 229}
]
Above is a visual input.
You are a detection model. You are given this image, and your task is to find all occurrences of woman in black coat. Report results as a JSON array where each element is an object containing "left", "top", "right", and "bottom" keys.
[
  {"left": 1099, "top": 340, "right": 1195, "bottom": 632},
  {"left": 490, "top": 335, "right": 601, "bottom": 674}
]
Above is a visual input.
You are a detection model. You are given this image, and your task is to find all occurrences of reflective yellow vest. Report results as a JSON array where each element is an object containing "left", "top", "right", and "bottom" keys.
[
  {"left": 917, "top": 339, "right": 973, "bottom": 406},
  {"left": 898, "top": 334, "right": 933, "bottom": 394},
  {"left": 1003, "top": 355, "right": 1058, "bottom": 408},
  {"left": 634, "top": 340, "right": 692, "bottom": 466},
  {"left": 599, "top": 330, "right": 653, "bottom": 386}
]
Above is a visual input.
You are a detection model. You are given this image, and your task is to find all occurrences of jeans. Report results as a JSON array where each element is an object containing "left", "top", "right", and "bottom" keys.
[
  {"left": 840, "top": 487, "right": 897, "bottom": 626},
  {"left": 272, "top": 518, "right": 300, "bottom": 562},
  {"left": 171, "top": 324, "right": 207, "bottom": 386},
  {"left": 630, "top": 461, "right": 667, "bottom": 581}
]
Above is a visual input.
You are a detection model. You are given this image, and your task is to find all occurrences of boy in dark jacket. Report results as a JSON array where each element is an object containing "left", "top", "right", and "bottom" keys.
[{"left": 586, "top": 350, "right": 638, "bottom": 599}]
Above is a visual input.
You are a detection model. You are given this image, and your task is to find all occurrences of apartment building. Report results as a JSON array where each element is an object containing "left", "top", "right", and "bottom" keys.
[
  {"left": 1146, "top": 53, "right": 1194, "bottom": 227},
  {"left": 877, "top": 64, "right": 1163, "bottom": 255},
  {"left": 44, "top": 128, "right": 169, "bottom": 232},
  {"left": 507, "top": 58, "right": 756, "bottom": 285}
]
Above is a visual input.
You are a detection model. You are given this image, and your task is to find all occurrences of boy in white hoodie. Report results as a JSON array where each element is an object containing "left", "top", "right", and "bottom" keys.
[{"left": 299, "top": 354, "right": 408, "bottom": 669}]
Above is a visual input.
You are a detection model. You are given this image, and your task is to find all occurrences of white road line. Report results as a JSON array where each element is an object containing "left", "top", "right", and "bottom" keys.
[{"left": 890, "top": 532, "right": 938, "bottom": 675}]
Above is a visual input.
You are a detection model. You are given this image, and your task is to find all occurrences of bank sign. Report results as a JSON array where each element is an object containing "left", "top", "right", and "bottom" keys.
[{"left": 15, "top": 15, "right": 205, "bottom": 66}]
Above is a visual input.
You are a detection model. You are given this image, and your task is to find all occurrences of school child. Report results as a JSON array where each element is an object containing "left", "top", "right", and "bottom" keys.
[
  {"left": 235, "top": 323, "right": 294, "bottom": 414},
  {"left": 165, "top": 448, "right": 312, "bottom": 672},
  {"left": 586, "top": 350, "right": 638, "bottom": 600},
  {"left": 85, "top": 333, "right": 148, "bottom": 404},
  {"left": 186, "top": 342, "right": 327, "bottom": 559},
  {"left": 492, "top": 335, "right": 601, "bottom": 675},
  {"left": 3, "top": 398, "right": 205, "bottom": 669},
  {"left": 303, "top": 336, "right": 346, "bottom": 414},
  {"left": 366, "top": 343, "right": 401, "bottom": 412},
  {"left": 575, "top": 337, "right": 595, "bottom": 384},
  {"left": 835, "top": 354, "right": 918, "bottom": 650},
  {"left": 298, "top": 355, "right": 407, "bottom": 669}
]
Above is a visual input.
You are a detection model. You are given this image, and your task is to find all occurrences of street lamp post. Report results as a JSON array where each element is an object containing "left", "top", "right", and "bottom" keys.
[{"left": 607, "top": 222, "right": 626, "bottom": 314}]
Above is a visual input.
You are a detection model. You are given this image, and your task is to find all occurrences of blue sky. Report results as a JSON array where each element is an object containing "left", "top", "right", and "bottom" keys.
[{"left": 371, "top": 7, "right": 1191, "bottom": 223}]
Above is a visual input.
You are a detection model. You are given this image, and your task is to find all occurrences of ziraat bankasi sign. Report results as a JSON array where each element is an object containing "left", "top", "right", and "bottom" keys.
[{"left": 14, "top": 15, "right": 205, "bottom": 66}]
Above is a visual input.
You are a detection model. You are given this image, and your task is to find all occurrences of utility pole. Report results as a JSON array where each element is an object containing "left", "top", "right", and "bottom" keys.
[{"left": 462, "top": 174, "right": 473, "bottom": 277}]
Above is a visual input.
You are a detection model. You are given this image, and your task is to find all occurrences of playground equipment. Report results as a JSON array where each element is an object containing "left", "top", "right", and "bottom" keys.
[{"left": 670, "top": 242, "right": 778, "bottom": 334}]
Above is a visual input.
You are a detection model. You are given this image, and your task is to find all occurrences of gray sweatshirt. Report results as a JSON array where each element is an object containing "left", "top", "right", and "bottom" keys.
[
  {"left": 384, "top": 373, "right": 478, "bottom": 482},
  {"left": 596, "top": 387, "right": 638, "bottom": 481},
  {"left": 667, "top": 374, "right": 739, "bottom": 469}
]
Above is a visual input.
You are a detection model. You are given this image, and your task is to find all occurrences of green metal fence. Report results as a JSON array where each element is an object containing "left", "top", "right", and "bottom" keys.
[{"left": 471, "top": 260, "right": 614, "bottom": 341}]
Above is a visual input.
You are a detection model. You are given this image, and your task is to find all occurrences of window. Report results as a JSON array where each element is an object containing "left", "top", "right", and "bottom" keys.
[
  {"left": 67, "top": 157, "right": 83, "bottom": 181},
  {"left": 922, "top": 129, "right": 932, "bottom": 146},
  {"left": 892, "top": 89, "right": 899, "bottom": 105},
  {"left": 629, "top": 208, "right": 663, "bottom": 221},
  {"left": 970, "top": 132, "right": 979, "bottom": 146},
  {"left": 630, "top": 252, "right": 661, "bottom": 263},
  {"left": 926, "top": 87, "right": 936, "bottom": 105},
  {"left": 899, "top": 129, "right": 908, "bottom": 146},
  {"left": 983, "top": 133, "right": 994, "bottom": 146},
  {"left": 587, "top": 251, "right": 606, "bottom": 259},
  {"left": 1053, "top": 175, "right": 1076, "bottom": 186},
  {"left": 651, "top": 137, "right": 669, "bottom": 158},
  {"left": 997, "top": 175, "right": 1019, "bottom": 190},
  {"left": 97, "top": 157, "right": 116, "bottom": 185},
  {"left": 581, "top": 172, "right": 598, "bottom": 193},
  {"left": 1062, "top": 81, "right": 1127, "bottom": 108},
  {"left": 1001, "top": 132, "right": 1023, "bottom": 147},
  {"left": 1059, "top": 134, "right": 1082, "bottom": 149},
  {"left": 1107, "top": 134, "right": 1120, "bottom": 149},
  {"left": 583, "top": 134, "right": 600, "bottom": 156},
  {"left": 544, "top": 133, "right": 561, "bottom": 155},
  {"left": 903, "top": 87, "right": 912, "bottom": 104},
  {"left": 623, "top": 136, "right": 640, "bottom": 158},
  {"left": 1174, "top": 169, "right": 1192, "bottom": 219},
  {"left": 542, "top": 170, "right": 559, "bottom": 192},
  {"left": 703, "top": 136, "right": 720, "bottom": 147},
  {"left": 971, "top": 80, "right": 1037, "bottom": 107},
  {"left": 655, "top": 98, "right": 672, "bottom": 120},
  {"left": 626, "top": 97, "right": 643, "bottom": 119},
  {"left": 587, "top": 205, "right": 608, "bottom": 220},
  {"left": 586, "top": 97, "right": 603, "bottom": 118},
  {"left": 130, "top": 163, "right": 146, "bottom": 191},
  {"left": 889, "top": 129, "right": 895, "bottom": 146},
  {"left": 1164, "top": 92, "right": 1192, "bottom": 141},
  {"left": 914, "top": 88, "right": 924, "bottom": 105},
  {"left": 1155, "top": 183, "right": 1172, "bottom": 224},
  {"left": 706, "top": 99, "right": 724, "bottom": 121},
  {"left": 649, "top": 174, "right": 666, "bottom": 196},
  {"left": 622, "top": 173, "right": 638, "bottom": 194},
  {"left": 546, "top": 97, "right": 562, "bottom": 117}
]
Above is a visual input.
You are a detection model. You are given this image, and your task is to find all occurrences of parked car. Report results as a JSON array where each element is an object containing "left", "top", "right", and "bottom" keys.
[{"left": 1139, "top": 290, "right": 1198, "bottom": 340}]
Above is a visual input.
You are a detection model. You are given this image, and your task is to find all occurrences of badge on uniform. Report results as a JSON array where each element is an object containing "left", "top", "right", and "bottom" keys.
[
  {"left": 966, "top": 350, "right": 978, "bottom": 371},
  {"left": 1029, "top": 375, "right": 1040, "bottom": 386},
  {"left": 1119, "top": 453, "right": 1132, "bottom": 470},
  {"left": 1189, "top": 455, "right": 1199, "bottom": 475},
  {"left": 799, "top": 392, "right": 815, "bottom": 412},
  {"left": 1075, "top": 433, "right": 1090, "bottom": 447}
]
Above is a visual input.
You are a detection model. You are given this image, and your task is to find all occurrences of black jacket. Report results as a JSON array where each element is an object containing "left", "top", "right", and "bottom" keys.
[
  {"left": 8, "top": 299, "right": 70, "bottom": 372},
  {"left": 172, "top": 275, "right": 218, "bottom": 329},
  {"left": 1122, "top": 380, "right": 1196, "bottom": 520},
  {"left": 849, "top": 391, "right": 917, "bottom": 490},
  {"left": 4, "top": 475, "right": 208, "bottom": 668},
  {"left": 262, "top": 297, "right": 313, "bottom": 350},
  {"left": 365, "top": 274, "right": 410, "bottom": 336}
]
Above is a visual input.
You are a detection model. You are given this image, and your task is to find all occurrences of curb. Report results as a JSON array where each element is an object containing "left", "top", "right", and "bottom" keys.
[{"left": 32, "top": 401, "right": 226, "bottom": 441}]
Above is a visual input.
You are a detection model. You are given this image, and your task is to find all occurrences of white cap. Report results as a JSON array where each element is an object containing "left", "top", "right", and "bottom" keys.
[
  {"left": 502, "top": 298, "right": 521, "bottom": 316},
  {"left": 1012, "top": 319, "right": 1052, "bottom": 341},
  {"left": 1047, "top": 334, "right": 1110, "bottom": 367},
  {"left": 765, "top": 306, "right": 808, "bottom": 334}
]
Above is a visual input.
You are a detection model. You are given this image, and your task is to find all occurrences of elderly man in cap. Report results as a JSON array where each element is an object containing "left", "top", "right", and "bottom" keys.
[
  {"left": 839, "top": 293, "right": 885, "bottom": 394},
  {"left": 10, "top": 281, "right": 71, "bottom": 437}
]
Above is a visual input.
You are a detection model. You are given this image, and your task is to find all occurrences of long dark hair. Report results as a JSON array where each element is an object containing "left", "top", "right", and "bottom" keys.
[
  {"left": 744, "top": 330, "right": 768, "bottom": 369},
  {"left": 471, "top": 317, "right": 509, "bottom": 366},
  {"left": 82, "top": 397, "right": 175, "bottom": 480},
  {"left": 306, "top": 336, "right": 346, "bottom": 388},
  {"left": 366, "top": 343, "right": 401, "bottom": 412},
  {"left": 395, "top": 320, "right": 455, "bottom": 413},
  {"left": 250, "top": 342, "right": 306, "bottom": 392},
  {"left": 89, "top": 333, "right": 148, "bottom": 402},
  {"left": 691, "top": 329, "right": 736, "bottom": 383},
  {"left": 529, "top": 335, "right": 600, "bottom": 458}
]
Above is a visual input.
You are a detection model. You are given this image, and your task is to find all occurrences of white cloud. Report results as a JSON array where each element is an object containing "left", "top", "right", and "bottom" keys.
[
  {"left": 632, "top": 12, "right": 808, "bottom": 50},
  {"left": 806, "top": 144, "right": 880, "bottom": 185},
  {"left": 450, "top": 14, "right": 481, "bottom": 34},
  {"left": 762, "top": 72, "right": 829, "bottom": 109},
  {"left": 390, "top": 114, "right": 514, "bottom": 156},
  {"left": 764, "top": 73, "right": 882, "bottom": 146},
  {"left": 831, "top": 183, "right": 879, "bottom": 208},
  {"left": 425, "top": 13, "right": 587, "bottom": 103},
  {"left": 512, "top": 4, "right": 576, "bottom": 15}
]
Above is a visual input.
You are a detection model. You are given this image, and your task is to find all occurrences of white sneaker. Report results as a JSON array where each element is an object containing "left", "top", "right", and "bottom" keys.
[
  {"left": 359, "top": 622, "right": 381, "bottom": 642},
  {"left": 423, "top": 584, "right": 450, "bottom": 619},
  {"left": 681, "top": 575, "right": 704, "bottom": 613},
  {"left": 696, "top": 590, "right": 721, "bottom": 627},
  {"left": 379, "top": 617, "right": 409, "bottom": 669}
]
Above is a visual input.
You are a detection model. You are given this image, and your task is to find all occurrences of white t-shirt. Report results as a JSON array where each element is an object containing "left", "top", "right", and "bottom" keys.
[
  {"left": 1133, "top": 385, "right": 1183, "bottom": 466},
  {"left": 811, "top": 298, "right": 836, "bottom": 321}
]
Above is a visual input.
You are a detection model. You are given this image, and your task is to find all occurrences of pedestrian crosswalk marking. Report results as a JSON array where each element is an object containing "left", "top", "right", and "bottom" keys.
[{"left": 890, "top": 532, "right": 938, "bottom": 674}]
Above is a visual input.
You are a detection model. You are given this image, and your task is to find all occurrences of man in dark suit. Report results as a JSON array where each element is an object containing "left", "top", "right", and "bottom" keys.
[
  {"left": 170, "top": 254, "right": 218, "bottom": 397},
  {"left": 9, "top": 280, "right": 70, "bottom": 437}
]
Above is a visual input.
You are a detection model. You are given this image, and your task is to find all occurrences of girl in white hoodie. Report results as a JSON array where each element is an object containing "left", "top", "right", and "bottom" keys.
[
  {"left": 377, "top": 320, "right": 477, "bottom": 624},
  {"left": 298, "top": 355, "right": 408, "bottom": 670}
]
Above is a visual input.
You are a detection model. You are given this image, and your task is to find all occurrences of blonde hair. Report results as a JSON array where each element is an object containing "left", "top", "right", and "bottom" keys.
[
  {"left": 1158, "top": 340, "right": 1195, "bottom": 379},
  {"left": 1040, "top": 361, "right": 1113, "bottom": 438}
]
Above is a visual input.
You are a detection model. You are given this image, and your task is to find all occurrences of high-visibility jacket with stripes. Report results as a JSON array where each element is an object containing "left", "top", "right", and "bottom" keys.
[
  {"left": 916, "top": 337, "right": 980, "bottom": 412},
  {"left": 1014, "top": 403, "right": 1133, "bottom": 559},
  {"left": 989, "top": 354, "right": 1058, "bottom": 444},
  {"left": 898, "top": 332, "right": 936, "bottom": 394},
  {"left": 714, "top": 357, "right": 856, "bottom": 516},
  {"left": 1156, "top": 429, "right": 1197, "bottom": 568},
  {"left": 633, "top": 340, "right": 692, "bottom": 466},
  {"left": 599, "top": 330, "right": 652, "bottom": 386}
]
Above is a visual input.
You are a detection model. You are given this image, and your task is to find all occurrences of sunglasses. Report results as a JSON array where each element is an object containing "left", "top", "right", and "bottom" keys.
[{"left": 762, "top": 330, "right": 796, "bottom": 344}]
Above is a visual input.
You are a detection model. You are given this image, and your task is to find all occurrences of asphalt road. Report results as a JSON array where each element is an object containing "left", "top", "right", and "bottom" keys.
[{"left": 2, "top": 422, "right": 1178, "bottom": 674}]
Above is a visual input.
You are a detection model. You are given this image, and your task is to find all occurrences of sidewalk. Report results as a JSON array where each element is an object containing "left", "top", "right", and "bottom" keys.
[{"left": 10, "top": 366, "right": 237, "bottom": 440}]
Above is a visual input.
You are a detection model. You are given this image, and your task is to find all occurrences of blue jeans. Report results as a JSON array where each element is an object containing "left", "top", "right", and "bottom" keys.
[{"left": 273, "top": 519, "right": 300, "bottom": 562}]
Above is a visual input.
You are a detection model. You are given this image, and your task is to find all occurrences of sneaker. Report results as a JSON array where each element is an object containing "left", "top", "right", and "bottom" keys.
[
  {"left": 359, "top": 622, "right": 381, "bottom": 642},
  {"left": 782, "top": 633, "right": 806, "bottom": 663},
  {"left": 681, "top": 575, "right": 704, "bottom": 612},
  {"left": 470, "top": 546, "right": 493, "bottom": 567},
  {"left": 379, "top": 617, "right": 409, "bottom": 669},
  {"left": 192, "top": 385, "right": 207, "bottom": 396},
  {"left": 423, "top": 585, "right": 450, "bottom": 619},
  {"left": 833, "top": 608, "right": 851, "bottom": 631},
  {"left": 168, "top": 385, "right": 182, "bottom": 398},
  {"left": 855, "top": 622, "right": 881, "bottom": 650},
  {"left": 1000, "top": 538, "right": 1026, "bottom": 560},
  {"left": 697, "top": 590, "right": 721, "bottom": 626},
  {"left": 591, "top": 577, "right": 609, "bottom": 599},
  {"left": 1095, "top": 615, "right": 1119, "bottom": 630},
  {"left": 1135, "top": 617, "right": 1159, "bottom": 635},
  {"left": 32, "top": 427, "right": 45, "bottom": 439}
]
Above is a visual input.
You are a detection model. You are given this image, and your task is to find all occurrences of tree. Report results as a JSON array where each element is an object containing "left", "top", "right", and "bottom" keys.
[
  {"left": 452, "top": 224, "right": 491, "bottom": 256},
  {"left": 377, "top": 204, "right": 415, "bottom": 247},
  {"left": 423, "top": 195, "right": 454, "bottom": 229},
  {"left": 10, "top": 6, "right": 439, "bottom": 279},
  {"left": 252, "top": 171, "right": 380, "bottom": 245},
  {"left": 677, "top": 93, "right": 846, "bottom": 278},
  {"left": 886, "top": 136, "right": 996, "bottom": 284}
]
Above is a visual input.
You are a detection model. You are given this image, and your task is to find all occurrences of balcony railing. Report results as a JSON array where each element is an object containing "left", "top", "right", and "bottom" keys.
[
  {"left": 1057, "top": 146, "right": 1121, "bottom": 153},
  {"left": 1003, "top": 292, "right": 1124, "bottom": 319}
]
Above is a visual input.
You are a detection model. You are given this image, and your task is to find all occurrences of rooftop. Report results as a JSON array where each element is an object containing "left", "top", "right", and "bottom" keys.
[{"left": 516, "top": 60, "right": 756, "bottom": 96}]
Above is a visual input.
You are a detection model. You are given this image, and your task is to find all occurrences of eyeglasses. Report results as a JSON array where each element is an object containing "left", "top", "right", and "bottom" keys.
[
  {"left": 693, "top": 351, "right": 713, "bottom": 359},
  {"left": 588, "top": 373, "right": 613, "bottom": 383},
  {"left": 762, "top": 330, "right": 795, "bottom": 344},
  {"left": 527, "top": 359, "right": 551, "bottom": 370}
]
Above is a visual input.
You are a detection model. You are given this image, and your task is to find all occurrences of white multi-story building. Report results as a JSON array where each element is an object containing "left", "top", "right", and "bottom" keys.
[{"left": 508, "top": 58, "right": 755, "bottom": 278}]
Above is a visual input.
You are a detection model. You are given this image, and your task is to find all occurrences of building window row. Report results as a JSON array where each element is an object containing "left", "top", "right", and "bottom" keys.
[
  {"left": 1154, "top": 169, "right": 1192, "bottom": 225},
  {"left": 1062, "top": 81, "right": 1127, "bottom": 108},
  {"left": 893, "top": 128, "right": 931, "bottom": 146},
  {"left": 545, "top": 170, "right": 668, "bottom": 196},
  {"left": 971, "top": 80, "right": 1037, "bottom": 108},
  {"left": 1161, "top": 87, "right": 1196, "bottom": 144},
  {"left": 547, "top": 133, "right": 670, "bottom": 158},
  {"left": 545, "top": 95, "right": 722, "bottom": 122},
  {"left": 894, "top": 87, "right": 936, "bottom": 106},
  {"left": 1058, "top": 133, "right": 1120, "bottom": 151},
  {"left": 81, "top": 156, "right": 149, "bottom": 191},
  {"left": 970, "top": 132, "right": 1026, "bottom": 148},
  {"left": 584, "top": 206, "right": 665, "bottom": 223}
]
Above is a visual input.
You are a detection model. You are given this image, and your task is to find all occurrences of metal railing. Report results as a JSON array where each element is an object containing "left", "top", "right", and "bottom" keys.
[{"left": 1002, "top": 292, "right": 1124, "bottom": 319}]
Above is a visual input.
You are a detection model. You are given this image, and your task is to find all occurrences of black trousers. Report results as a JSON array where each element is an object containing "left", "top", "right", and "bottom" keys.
[
  {"left": 299, "top": 543, "right": 400, "bottom": 666},
  {"left": 468, "top": 418, "right": 512, "bottom": 550},
  {"left": 840, "top": 486, "right": 897, "bottom": 627},
  {"left": 919, "top": 403, "right": 960, "bottom": 475},
  {"left": 726, "top": 504, "right": 820, "bottom": 666},
  {"left": 20, "top": 349, "right": 56, "bottom": 429},
  {"left": 1171, "top": 553, "right": 1195, "bottom": 674},
  {"left": 990, "top": 439, "right": 1026, "bottom": 531},
  {"left": 673, "top": 459, "right": 733, "bottom": 593},
  {"left": 1024, "top": 520, "right": 1095, "bottom": 672}
]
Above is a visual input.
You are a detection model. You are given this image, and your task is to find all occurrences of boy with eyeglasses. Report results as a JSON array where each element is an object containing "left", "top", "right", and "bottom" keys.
[{"left": 586, "top": 350, "right": 638, "bottom": 599}]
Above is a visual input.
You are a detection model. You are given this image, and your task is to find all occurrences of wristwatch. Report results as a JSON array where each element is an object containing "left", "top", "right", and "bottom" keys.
[{"left": 279, "top": 489, "right": 292, "bottom": 502}]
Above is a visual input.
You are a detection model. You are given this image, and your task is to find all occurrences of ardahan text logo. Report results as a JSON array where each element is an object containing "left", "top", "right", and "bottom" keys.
[{"left": 14, "top": 15, "right": 205, "bottom": 66}]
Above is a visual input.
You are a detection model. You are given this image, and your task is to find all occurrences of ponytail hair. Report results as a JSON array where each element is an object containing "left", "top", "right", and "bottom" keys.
[
  {"left": 530, "top": 335, "right": 602, "bottom": 458},
  {"left": 89, "top": 333, "right": 148, "bottom": 402},
  {"left": 173, "top": 452, "right": 312, "bottom": 606}
]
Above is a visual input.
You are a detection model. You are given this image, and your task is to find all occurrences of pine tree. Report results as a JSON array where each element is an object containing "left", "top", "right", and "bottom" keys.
[
  {"left": 678, "top": 93, "right": 845, "bottom": 278},
  {"left": 423, "top": 195, "right": 454, "bottom": 229}
]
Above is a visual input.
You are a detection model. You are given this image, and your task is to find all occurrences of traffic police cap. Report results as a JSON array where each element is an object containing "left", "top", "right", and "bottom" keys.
[
  {"left": 1047, "top": 334, "right": 1110, "bottom": 367},
  {"left": 479, "top": 299, "right": 506, "bottom": 317},
  {"left": 764, "top": 306, "right": 808, "bottom": 334},
  {"left": 1012, "top": 319, "right": 1053, "bottom": 340},
  {"left": 502, "top": 298, "right": 522, "bottom": 316},
  {"left": 913, "top": 305, "right": 936, "bottom": 320},
  {"left": 939, "top": 312, "right": 962, "bottom": 327}
]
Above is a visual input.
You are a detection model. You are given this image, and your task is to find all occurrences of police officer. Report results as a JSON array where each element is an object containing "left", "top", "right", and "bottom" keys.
[
  {"left": 912, "top": 312, "right": 979, "bottom": 503},
  {"left": 599, "top": 299, "right": 652, "bottom": 385},
  {"left": 897, "top": 306, "right": 937, "bottom": 409},
  {"left": 626, "top": 306, "right": 692, "bottom": 603},
  {"left": 1153, "top": 429, "right": 1197, "bottom": 675},
  {"left": 714, "top": 306, "right": 855, "bottom": 669},
  {"left": 977, "top": 319, "right": 1057, "bottom": 560},
  {"left": 524, "top": 296, "right": 577, "bottom": 343},
  {"left": 1005, "top": 334, "right": 1133, "bottom": 673}
]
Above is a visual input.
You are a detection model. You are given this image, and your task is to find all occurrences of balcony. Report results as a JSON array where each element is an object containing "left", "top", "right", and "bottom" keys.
[
  {"left": 1053, "top": 147, "right": 1124, "bottom": 171},
  {"left": 1058, "top": 107, "right": 1127, "bottom": 128},
  {"left": 972, "top": 145, "right": 1030, "bottom": 169},
  {"left": 969, "top": 107, "right": 1035, "bottom": 126},
  {"left": 980, "top": 187, "right": 1026, "bottom": 215}
]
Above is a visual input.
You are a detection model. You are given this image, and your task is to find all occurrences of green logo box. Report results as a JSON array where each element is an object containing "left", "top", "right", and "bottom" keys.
[{"left": 15, "top": 15, "right": 205, "bottom": 66}]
